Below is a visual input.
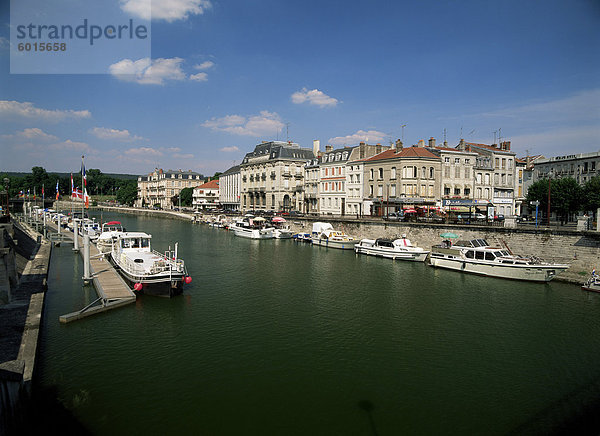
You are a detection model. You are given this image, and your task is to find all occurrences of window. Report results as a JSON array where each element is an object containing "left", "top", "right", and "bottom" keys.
[
  {"left": 422, "top": 167, "right": 426, "bottom": 178},
  {"left": 455, "top": 158, "right": 460, "bottom": 164},
  {"left": 377, "top": 185, "right": 383, "bottom": 197},
  {"left": 369, "top": 185, "right": 374, "bottom": 196},
  {"left": 378, "top": 168, "right": 384, "bottom": 179},
  {"left": 485, "top": 174, "right": 490, "bottom": 184},
  {"left": 444, "top": 187, "right": 450, "bottom": 195},
  {"left": 356, "top": 174, "right": 360, "bottom": 183},
  {"left": 444, "top": 157, "right": 450, "bottom": 163},
  {"left": 391, "top": 167, "right": 396, "bottom": 179},
  {"left": 464, "top": 188, "right": 471, "bottom": 197},
  {"left": 429, "top": 167, "right": 434, "bottom": 178},
  {"left": 476, "top": 187, "right": 482, "bottom": 197},
  {"left": 370, "top": 169, "right": 374, "bottom": 180},
  {"left": 465, "top": 159, "right": 470, "bottom": 164},
  {"left": 454, "top": 187, "right": 461, "bottom": 195},
  {"left": 350, "top": 174, "right": 354, "bottom": 183},
  {"left": 391, "top": 185, "right": 396, "bottom": 197}
]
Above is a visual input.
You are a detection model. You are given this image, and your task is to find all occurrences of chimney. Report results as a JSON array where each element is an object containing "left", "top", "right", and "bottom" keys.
[
  {"left": 359, "top": 143, "right": 365, "bottom": 159},
  {"left": 417, "top": 139, "right": 425, "bottom": 147},
  {"left": 458, "top": 138, "right": 466, "bottom": 151},
  {"left": 428, "top": 137, "right": 436, "bottom": 148},
  {"left": 500, "top": 141, "right": 511, "bottom": 151},
  {"left": 395, "top": 139, "right": 403, "bottom": 152},
  {"left": 313, "top": 139, "right": 320, "bottom": 156},
  {"left": 376, "top": 143, "right": 382, "bottom": 154},
  {"left": 325, "top": 145, "right": 333, "bottom": 153}
]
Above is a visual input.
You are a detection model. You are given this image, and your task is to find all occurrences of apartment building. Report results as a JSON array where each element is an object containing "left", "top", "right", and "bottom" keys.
[
  {"left": 193, "top": 179, "right": 219, "bottom": 210},
  {"left": 136, "top": 168, "right": 204, "bottom": 209},
  {"left": 363, "top": 144, "right": 441, "bottom": 216},
  {"left": 219, "top": 165, "right": 241, "bottom": 211},
  {"left": 240, "top": 141, "right": 314, "bottom": 212}
]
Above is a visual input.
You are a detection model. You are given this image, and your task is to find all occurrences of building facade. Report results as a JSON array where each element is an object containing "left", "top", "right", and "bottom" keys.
[
  {"left": 532, "top": 151, "right": 600, "bottom": 185},
  {"left": 136, "top": 168, "right": 204, "bottom": 209},
  {"left": 193, "top": 179, "right": 219, "bottom": 210},
  {"left": 219, "top": 165, "right": 241, "bottom": 211},
  {"left": 240, "top": 141, "right": 315, "bottom": 212},
  {"left": 363, "top": 144, "right": 442, "bottom": 216}
]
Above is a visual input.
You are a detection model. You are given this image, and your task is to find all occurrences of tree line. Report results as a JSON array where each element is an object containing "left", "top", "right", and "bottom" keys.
[{"left": 0, "top": 166, "right": 139, "bottom": 206}]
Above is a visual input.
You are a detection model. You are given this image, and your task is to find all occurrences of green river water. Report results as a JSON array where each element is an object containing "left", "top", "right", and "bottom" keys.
[{"left": 37, "top": 211, "right": 600, "bottom": 435}]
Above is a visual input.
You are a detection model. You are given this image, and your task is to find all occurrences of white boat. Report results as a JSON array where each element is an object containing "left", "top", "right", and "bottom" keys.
[
  {"left": 582, "top": 272, "right": 600, "bottom": 293},
  {"left": 428, "top": 238, "right": 568, "bottom": 282},
  {"left": 311, "top": 222, "right": 357, "bottom": 250},
  {"left": 96, "top": 220, "right": 124, "bottom": 254},
  {"left": 271, "top": 217, "right": 293, "bottom": 239},
  {"left": 109, "top": 232, "right": 190, "bottom": 297},
  {"left": 76, "top": 218, "right": 100, "bottom": 241},
  {"left": 231, "top": 217, "right": 274, "bottom": 239},
  {"left": 354, "top": 235, "right": 429, "bottom": 262}
]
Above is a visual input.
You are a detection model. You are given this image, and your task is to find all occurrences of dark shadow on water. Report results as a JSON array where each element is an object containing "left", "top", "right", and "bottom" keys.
[
  {"left": 358, "top": 399, "right": 379, "bottom": 436},
  {"left": 7, "top": 384, "right": 91, "bottom": 436},
  {"left": 509, "top": 377, "right": 600, "bottom": 436}
]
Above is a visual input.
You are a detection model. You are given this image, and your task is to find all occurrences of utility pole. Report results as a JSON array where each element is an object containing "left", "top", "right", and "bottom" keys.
[{"left": 547, "top": 176, "right": 551, "bottom": 226}]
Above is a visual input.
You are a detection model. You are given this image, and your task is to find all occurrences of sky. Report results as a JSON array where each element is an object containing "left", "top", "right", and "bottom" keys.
[{"left": 0, "top": 0, "right": 599, "bottom": 176}]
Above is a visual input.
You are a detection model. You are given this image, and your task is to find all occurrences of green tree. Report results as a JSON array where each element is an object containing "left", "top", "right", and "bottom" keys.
[
  {"left": 116, "top": 182, "right": 138, "bottom": 206},
  {"left": 179, "top": 187, "right": 193, "bottom": 207},
  {"left": 583, "top": 176, "right": 600, "bottom": 213},
  {"left": 527, "top": 177, "right": 582, "bottom": 224}
]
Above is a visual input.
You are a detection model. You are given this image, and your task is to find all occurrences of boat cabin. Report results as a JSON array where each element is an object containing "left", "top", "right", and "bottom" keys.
[{"left": 117, "top": 232, "right": 152, "bottom": 251}]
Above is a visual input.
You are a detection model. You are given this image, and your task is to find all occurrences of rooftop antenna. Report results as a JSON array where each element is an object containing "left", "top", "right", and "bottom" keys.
[
  {"left": 468, "top": 129, "right": 475, "bottom": 136},
  {"left": 285, "top": 122, "right": 290, "bottom": 142},
  {"left": 460, "top": 126, "right": 463, "bottom": 138},
  {"left": 498, "top": 127, "right": 502, "bottom": 143},
  {"left": 493, "top": 130, "right": 497, "bottom": 144},
  {"left": 400, "top": 124, "right": 407, "bottom": 142},
  {"left": 443, "top": 128, "right": 447, "bottom": 143}
]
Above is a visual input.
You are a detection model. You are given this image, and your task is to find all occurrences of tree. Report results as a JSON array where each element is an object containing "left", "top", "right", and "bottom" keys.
[
  {"left": 527, "top": 177, "right": 582, "bottom": 224},
  {"left": 583, "top": 176, "right": 600, "bottom": 213},
  {"left": 116, "top": 182, "right": 138, "bottom": 206},
  {"left": 179, "top": 187, "right": 193, "bottom": 207}
]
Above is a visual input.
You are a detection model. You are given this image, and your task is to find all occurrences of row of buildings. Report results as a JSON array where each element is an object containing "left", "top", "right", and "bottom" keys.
[{"left": 135, "top": 139, "right": 600, "bottom": 218}]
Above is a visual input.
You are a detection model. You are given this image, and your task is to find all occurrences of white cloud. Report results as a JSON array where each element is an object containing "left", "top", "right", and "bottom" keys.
[
  {"left": 2, "top": 128, "right": 58, "bottom": 142},
  {"left": 481, "top": 89, "right": 600, "bottom": 123},
  {"left": 203, "top": 111, "right": 284, "bottom": 137},
  {"left": 124, "top": 146, "right": 164, "bottom": 157},
  {"left": 220, "top": 146, "right": 240, "bottom": 153},
  {"left": 90, "top": 127, "right": 144, "bottom": 141},
  {"left": 328, "top": 129, "right": 387, "bottom": 146},
  {"left": 291, "top": 88, "right": 339, "bottom": 107},
  {"left": 49, "top": 139, "right": 91, "bottom": 151},
  {"left": 120, "top": 0, "right": 211, "bottom": 22},
  {"left": 190, "top": 72, "right": 208, "bottom": 82},
  {"left": 109, "top": 58, "right": 187, "bottom": 85},
  {"left": 194, "top": 61, "right": 215, "bottom": 70},
  {"left": 0, "top": 100, "right": 91, "bottom": 122}
]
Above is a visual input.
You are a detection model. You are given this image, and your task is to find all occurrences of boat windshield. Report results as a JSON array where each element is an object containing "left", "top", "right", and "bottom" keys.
[{"left": 471, "top": 239, "right": 489, "bottom": 247}]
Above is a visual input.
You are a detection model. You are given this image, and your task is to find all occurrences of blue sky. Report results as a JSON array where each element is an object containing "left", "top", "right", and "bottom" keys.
[{"left": 1, "top": 0, "right": 599, "bottom": 175}]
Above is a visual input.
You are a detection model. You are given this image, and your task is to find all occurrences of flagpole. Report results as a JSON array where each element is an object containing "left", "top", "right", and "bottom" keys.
[{"left": 81, "top": 155, "right": 85, "bottom": 221}]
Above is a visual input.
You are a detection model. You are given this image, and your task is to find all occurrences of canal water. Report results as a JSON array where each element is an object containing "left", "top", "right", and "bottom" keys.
[{"left": 38, "top": 211, "right": 600, "bottom": 435}]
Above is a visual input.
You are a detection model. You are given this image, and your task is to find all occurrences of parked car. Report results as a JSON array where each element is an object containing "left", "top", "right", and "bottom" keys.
[
  {"left": 383, "top": 212, "right": 405, "bottom": 221},
  {"left": 457, "top": 213, "right": 486, "bottom": 221},
  {"left": 494, "top": 214, "right": 505, "bottom": 221},
  {"left": 288, "top": 211, "right": 304, "bottom": 217}
]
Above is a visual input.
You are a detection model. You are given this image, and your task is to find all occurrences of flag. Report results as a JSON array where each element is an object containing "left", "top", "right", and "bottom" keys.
[
  {"left": 18, "top": 190, "right": 23, "bottom": 198},
  {"left": 72, "top": 187, "right": 83, "bottom": 199},
  {"left": 84, "top": 188, "right": 89, "bottom": 208},
  {"left": 81, "top": 160, "right": 87, "bottom": 187},
  {"left": 42, "top": 185, "right": 44, "bottom": 197},
  {"left": 27, "top": 188, "right": 30, "bottom": 199},
  {"left": 70, "top": 173, "right": 74, "bottom": 194},
  {"left": 55, "top": 180, "right": 59, "bottom": 200}
]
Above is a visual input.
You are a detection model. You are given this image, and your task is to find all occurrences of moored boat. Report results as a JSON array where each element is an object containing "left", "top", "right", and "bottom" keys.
[
  {"left": 355, "top": 234, "right": 429, "bottom": 261},
  {"left": 311, "top": 222, "right": 357, "bottom": 250},
  {"left": 96, "top": 221, "right": 124, "bottom": 254},
  {"left": 109, "top": 232, "right": 190, "bottom": 297},
  {"left": 582, "top": 272, "right": 600, "bottom": 293},
  {"left": 429, "top": 238, "right": 568, "bottom": 282},
  {"left": 231, "top": 216, "right": 274, "bottom": 239}
]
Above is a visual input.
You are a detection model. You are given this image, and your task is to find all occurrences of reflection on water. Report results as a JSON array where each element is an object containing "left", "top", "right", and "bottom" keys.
[{"left": 38, "top": 211, "right": 600, "bottom": 435}]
